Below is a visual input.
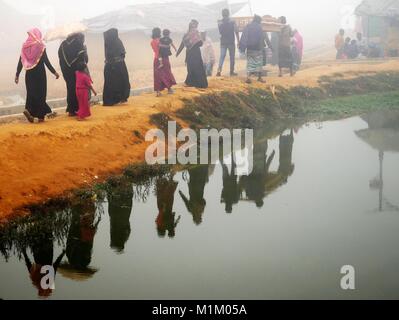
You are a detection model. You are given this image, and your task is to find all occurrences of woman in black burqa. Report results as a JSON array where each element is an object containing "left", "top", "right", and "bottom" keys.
[
  {"left": 103, "top": 28, "right": 131, "bottom": 106},
  {"left": 15, "top": 28, "right": 60, "bottom": 123},
  {"left": 58, "top": 33, "right": 88, "bottom": 116},
  {"left": 176, "top": 20, "right": 208, "bottom": 89}
]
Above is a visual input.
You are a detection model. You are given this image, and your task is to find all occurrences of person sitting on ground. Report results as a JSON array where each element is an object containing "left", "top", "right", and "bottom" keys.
[
  {"left": 343, "top": 37, "right": 351, "bottom": 59},
  {"left": 347, "top": 39, "right": 359, "bottom": 59},
  {"left": 356, "top": 32, "right": 368, "bottom": 57},
  {"left": 200, "top": 32, "right": 216, "bottom": 77},
  {"left": 75, "top": 62, "right": 97, "bottom": 121},
  {"left": 159, "top": 29, "right": 177, "bottom": 69}
]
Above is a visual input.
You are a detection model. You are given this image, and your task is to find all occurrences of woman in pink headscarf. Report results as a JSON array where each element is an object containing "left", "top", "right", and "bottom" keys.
[
  {"left": 15, "top": 28, "right": 60, "bottom": 123},
  {"left": 292, "top": 29, "right": 304, "bottom": 72}
]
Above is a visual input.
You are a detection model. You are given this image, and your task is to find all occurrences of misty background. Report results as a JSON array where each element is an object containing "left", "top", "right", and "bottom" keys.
[{"left": 0, "top": 0, "right": 362, "bottom": 103}]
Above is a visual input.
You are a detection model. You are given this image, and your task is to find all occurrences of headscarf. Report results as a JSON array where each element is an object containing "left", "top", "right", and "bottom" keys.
[
  {"left": 60, "top": 32, "right": 86, "bottom": 68},
  {"left": 21, "top": 28, "right": 46, "bottom": 70},
  {"left": 183, "top": 20, "right": 202, "bottom": 50},
  {"left": 104, "top": 28, "right": 126, "bottom": 62},
  {"left": 293, "top": 30, "right": 304, "bottom": 57}
]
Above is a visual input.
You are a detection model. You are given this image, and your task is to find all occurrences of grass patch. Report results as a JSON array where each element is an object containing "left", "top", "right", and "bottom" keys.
[{"left": 176, "top": 72, "right": 399, "bottom": 128}]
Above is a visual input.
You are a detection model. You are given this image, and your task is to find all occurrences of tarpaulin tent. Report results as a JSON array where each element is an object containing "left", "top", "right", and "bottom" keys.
[
  {"left": 83, "top": 1, "right": 247, "bottom": 34},
  {"left": 355, "top": 0, "right": 399, "bottom": 17},
  {"left": 355, "top": 0, "right": 399, "bottom": 56}
]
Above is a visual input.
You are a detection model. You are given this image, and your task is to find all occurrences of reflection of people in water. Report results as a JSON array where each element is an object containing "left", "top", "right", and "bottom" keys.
[
  {"left": 65, "top": 201, "right": 100, "bottom": 271},
  {"left": 22, "top": 231, "right": 65, "bottom": 298},
  {"left": 108, "top": 182, "right": 133, "bottom": 253},
  {"left": 278, "top": 129, "right": 295, "bottom": 181},
  {"left": 221, "top": 156, "right": 240, "bottom": 213},
  {"left": 240, "top": 140, "right": 275, "bottom": 208},
  {"left": 156, "top": 177, "right": 180, "bottom": 238},
  {"left": 179, "top": 165, "right": 213, "bottom": 225}
]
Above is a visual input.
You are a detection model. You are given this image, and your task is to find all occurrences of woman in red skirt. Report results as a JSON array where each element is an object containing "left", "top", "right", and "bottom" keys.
[{"left": 151, "top": 27, "right": 177, "bottom": 97}]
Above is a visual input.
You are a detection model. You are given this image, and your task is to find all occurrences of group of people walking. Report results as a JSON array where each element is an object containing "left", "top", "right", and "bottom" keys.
[
  {"left": 16, "top": 28, "right": 131, "bottom": 123},
  {"left": 15, "top": 9, "right": 303, "bottom": 124}
]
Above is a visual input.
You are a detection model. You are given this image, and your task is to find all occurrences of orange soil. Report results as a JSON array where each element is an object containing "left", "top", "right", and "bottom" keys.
[{"left": 1, "top": 60, "right": 399, "bottom": 221}]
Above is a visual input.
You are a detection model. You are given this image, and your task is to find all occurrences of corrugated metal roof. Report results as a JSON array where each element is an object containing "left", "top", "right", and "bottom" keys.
[{"left": 355, "top": 0, "right": 399, "bottom": 17}]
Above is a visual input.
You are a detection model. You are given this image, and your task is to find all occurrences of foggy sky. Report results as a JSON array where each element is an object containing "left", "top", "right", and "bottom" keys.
[{"left": 3, "top": 0, "right": 363, "bottom": 46}]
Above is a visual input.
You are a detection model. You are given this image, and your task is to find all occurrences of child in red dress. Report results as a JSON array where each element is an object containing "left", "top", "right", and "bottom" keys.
[{"left": 76, "top": 62, "right": 97, "bottom": 121}]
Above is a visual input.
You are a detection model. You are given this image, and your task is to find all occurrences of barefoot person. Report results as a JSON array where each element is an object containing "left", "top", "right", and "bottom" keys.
[
  {"left": 103, "top": 28, "right": 131, "bottom": 106},
  {"left": 176, "top": 20, "right": 208, "bottom": 89},
  {"left": 239, "top": 15, "right": 272, "bottom": 83},
  {"left": 151, "top": 27, "right": 177, "bottom": 97},
  {"left": 76, "top": 62, "right": 97, "bottom": 121},
  {"left": 15, "top": 28, "right": 60, "bottom": 123},
  {"left": 58, "top": 33, "right": 88, "bottom": 117}
]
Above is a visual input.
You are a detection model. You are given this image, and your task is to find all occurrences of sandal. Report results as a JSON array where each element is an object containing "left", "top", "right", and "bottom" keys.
[
  {"left": 47, "top": 112, "right": 58, "bottom": 119},
  {"left": 23, "top": 110, "right": 34, "bottom": 123}
]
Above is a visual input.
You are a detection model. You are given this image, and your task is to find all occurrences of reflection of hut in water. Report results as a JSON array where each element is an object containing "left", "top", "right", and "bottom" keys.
[{"left": 356, "top": 111, "right": 399, "bottom": 212}]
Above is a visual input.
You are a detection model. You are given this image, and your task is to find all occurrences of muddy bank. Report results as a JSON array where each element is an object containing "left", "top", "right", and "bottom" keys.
[{"left": 1, "top": 61, "right": 399, "bottom": 221}]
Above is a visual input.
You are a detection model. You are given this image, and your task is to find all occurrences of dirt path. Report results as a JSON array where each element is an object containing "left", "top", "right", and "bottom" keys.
[{"left": 1, "top": 60, "right": 399, "bottom": 220}]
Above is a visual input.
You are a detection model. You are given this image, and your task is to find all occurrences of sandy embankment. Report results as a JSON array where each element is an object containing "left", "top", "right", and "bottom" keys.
[{"left": 1, "top": 60, "right": 399, "bottom": 221}]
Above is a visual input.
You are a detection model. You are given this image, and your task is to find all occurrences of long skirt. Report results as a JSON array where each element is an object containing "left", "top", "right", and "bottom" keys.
[
  {"left": 154, "top": 57, "right": 176, "bottom": 91},
  {"left": 103, "top": 60, "right": 131, "bottom": 106},
  {"left": 25, "top": 64, "right": 52, "bottom": 120},
  {"left": 246, "top": 49, "right": 264, "bottom": 75},
  {"left": 76, "top": 88, "right": 91, "bottom": 119},
  {"left": 278, "top": 45, "right": 293, "bottom": 69},
  {"left": 185, "top": 43, "right": 208, "bottom": 89},
  {"left": 61, "top": 66, "right": 79, "bottom": 115}
]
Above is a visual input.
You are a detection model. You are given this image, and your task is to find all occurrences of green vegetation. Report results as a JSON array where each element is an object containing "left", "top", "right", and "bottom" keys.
[{"left": 176, "top": 72, "right": 399, "bottom": 129}]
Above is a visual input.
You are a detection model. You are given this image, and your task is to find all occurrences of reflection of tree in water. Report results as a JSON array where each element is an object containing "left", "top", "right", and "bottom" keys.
[
  {"left": 156, "top": 176, "right": 180, "bottom": 238},
  {"left": 240, "top": 130, "right": 295, "bottom": 208},
  {"left": 0, "top": 208, "right": 71, "bottom": 262},
  {"left": 107, "top": 180, "right": 133, "bottom": 253},
  {"left": 179, "top": 165, "right": 214, "bottom": 225},
  {"left": 0, "top": 206, "right": 72, "bottom": 298}
]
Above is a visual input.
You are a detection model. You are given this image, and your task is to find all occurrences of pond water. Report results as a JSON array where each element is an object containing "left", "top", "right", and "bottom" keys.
[{"left": 1, "top": 110, "right": 399, "bottom": 300}]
